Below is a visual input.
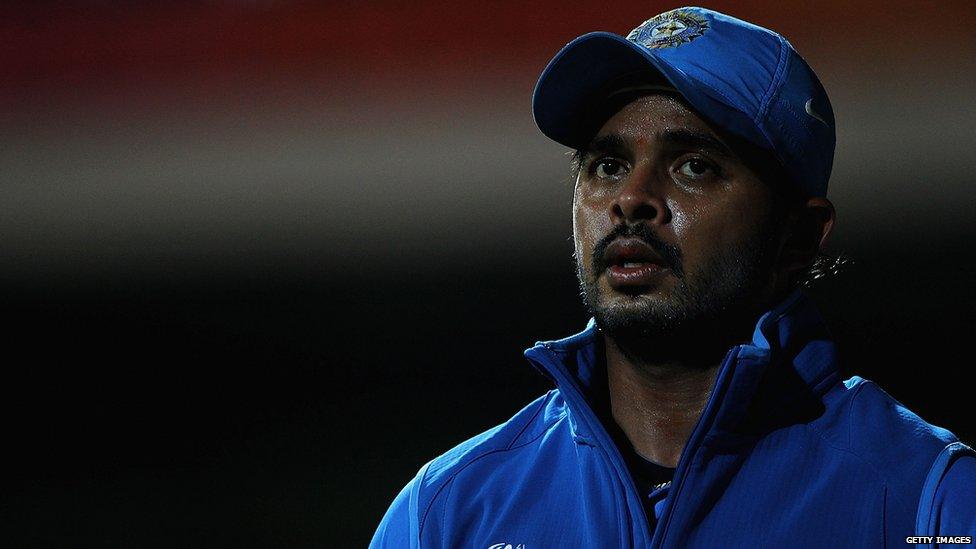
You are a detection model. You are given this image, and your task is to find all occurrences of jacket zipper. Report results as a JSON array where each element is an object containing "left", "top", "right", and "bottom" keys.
[
  {"left": 650, "top": 345, "right": 741, "bottom": 549},
  {"left": 532, "top": 345, "right": 655, "bottom": 547},
  {"left": 530, "top": 342, "right": 742, "bottom": 548}
]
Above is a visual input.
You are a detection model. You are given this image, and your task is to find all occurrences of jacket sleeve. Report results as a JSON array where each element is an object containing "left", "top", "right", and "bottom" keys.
[
  {"left": 369, "top": 463, "right": 430, "bottom": 549},
  {"left": 932, "top": 454, "right": 976, "bottom": 537},
  {"left": 915, "top": 442, "right": 976, "bottom": 544}
]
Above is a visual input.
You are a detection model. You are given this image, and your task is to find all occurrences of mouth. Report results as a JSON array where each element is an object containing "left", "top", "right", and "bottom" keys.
[{"left": 602, "top": 238, "right": 671, "bottom": 290}]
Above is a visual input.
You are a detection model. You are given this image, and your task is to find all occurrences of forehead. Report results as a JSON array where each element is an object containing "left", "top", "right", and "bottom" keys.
[{"left": 591, "top": 93, "right": 716, "bottom": 144}]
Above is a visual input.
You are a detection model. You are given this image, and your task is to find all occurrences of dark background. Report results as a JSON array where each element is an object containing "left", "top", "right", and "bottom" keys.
[{"left": 3, "top": 1, "right": 974, "bottom": 546}]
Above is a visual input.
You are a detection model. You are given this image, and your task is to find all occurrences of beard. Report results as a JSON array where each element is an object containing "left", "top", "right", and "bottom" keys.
[{"left": 576, "top": 221, "right": 780, "bottom": 362}]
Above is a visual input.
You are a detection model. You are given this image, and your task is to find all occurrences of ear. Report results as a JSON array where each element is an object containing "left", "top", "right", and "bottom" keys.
[{"left": 779, "top": 197, "right": 835, "bottom": 278}]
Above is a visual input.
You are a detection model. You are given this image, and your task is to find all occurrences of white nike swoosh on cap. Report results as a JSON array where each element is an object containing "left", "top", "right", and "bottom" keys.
[{"left": 805, "top": 99, "right": 829, "bottom": 126}]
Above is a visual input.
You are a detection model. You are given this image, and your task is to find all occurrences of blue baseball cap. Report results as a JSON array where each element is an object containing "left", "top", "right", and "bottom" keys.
[{"left": 533, "top": 7, "right": 835, "bottom": 197}]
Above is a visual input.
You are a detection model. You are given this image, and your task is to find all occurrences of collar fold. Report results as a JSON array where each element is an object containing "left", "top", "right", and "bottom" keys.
[{"left": 524, "top": 289, "right": 841, "bottom": 444}]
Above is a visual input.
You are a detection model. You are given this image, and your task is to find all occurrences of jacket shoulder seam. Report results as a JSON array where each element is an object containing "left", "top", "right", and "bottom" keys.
[
  {"left": 805, "top": 381, "right": 887, "bottom": 478},
  {"left": 812, "top": 379, "right": 953, "bottom": 513},
  {"left": 505, "top": 389, "right": 552, "bottom": 450},
  {"left": 438, "top": 473, "right": 458, "bottom": 548},
  {"left": 417, "top": 395, "right": 567, "bottom": 536}
]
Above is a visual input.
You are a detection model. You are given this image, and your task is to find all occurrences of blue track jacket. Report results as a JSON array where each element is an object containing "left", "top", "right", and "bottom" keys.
[{"left": 372, "top": 290, "right": 975, "bottom": 547}]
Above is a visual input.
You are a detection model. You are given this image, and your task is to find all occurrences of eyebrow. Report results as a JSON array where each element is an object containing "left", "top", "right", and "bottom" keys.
[
  {"left": 659, "top": 128, "right": 735, "bottom": 158},
  {"left": 579, "top": 128, "right": 735, "bottom": 160},
  {"left": 580, "top": 133, "right": 628, "bottom": 160}
]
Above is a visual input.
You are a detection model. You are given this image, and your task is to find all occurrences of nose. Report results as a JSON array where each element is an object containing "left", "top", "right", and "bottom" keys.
[{"left": 610, "top": 167, "right": 671, "bottom": 226}]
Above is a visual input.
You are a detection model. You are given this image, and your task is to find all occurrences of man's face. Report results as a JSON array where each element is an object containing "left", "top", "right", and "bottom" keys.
[{"left": 573, "top": 93, "right": 784, "bottom": 344}]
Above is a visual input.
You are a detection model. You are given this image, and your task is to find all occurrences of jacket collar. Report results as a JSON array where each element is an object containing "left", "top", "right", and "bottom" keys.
[{"left": 524, "top": 288, "right": 841, "bottom": 444}]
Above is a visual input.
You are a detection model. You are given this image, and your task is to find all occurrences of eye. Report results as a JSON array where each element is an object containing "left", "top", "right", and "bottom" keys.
[
  {"left": 676, "top": 158, "right": 716, "bottom": 178},
  {"left": 593, "top": 158, "right": 627, "bottom": 180}
]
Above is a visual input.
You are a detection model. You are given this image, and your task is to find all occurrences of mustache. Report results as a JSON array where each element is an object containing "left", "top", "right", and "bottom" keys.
[{"left": 592, "top": 223, "right": 684, "bottom": 278}]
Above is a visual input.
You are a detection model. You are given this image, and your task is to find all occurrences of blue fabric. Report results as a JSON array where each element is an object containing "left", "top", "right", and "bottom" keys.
[
  {"left": 915, "top": 442, "right": 976, "bottom": 548},
  {"left": 371, "top": 290, "right": 975, "bottom": 547}
]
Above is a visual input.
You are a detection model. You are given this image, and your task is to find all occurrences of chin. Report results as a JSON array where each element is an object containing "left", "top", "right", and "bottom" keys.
[{"left": 591, "top": 291, "right": 685, "bottom": 338}]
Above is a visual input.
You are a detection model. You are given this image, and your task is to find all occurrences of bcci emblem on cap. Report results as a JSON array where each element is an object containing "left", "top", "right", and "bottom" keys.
[{"left": 626, "top": 9, "right": 710, "bottom": 49}]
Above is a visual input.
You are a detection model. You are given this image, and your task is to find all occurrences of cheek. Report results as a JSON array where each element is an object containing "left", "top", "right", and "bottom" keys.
[
  {"left": 571, "top": 204, "right": 588, "bottom": 261},
  {"left": 676, "top": 195, "right": 770, "bottom": 261},
  {"left": 668, "top": 198, "right": 705, "bottom": 237},
  {"left": 573, "top": 192, "right": 609, "bottom": 258}
]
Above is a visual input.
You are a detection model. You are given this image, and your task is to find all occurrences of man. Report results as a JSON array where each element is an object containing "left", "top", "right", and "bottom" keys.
[{"left": 371, "top": 7, "right": 975, "bottom": 548}]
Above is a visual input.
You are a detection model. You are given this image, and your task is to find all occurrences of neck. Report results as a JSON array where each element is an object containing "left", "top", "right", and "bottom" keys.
[
  {"left": 604, "top": 333, "right": 722, "bottom": 467},
  {"left": 597, "top": 290, "right": 787, "bottom": 467}
]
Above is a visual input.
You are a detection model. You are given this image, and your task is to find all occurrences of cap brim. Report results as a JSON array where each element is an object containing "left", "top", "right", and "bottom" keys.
[{"left": 532, "top": 32, "right": 768, "bottom": 150}]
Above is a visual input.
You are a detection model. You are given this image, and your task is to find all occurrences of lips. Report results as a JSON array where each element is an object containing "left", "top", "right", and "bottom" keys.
[{"left": 602, "top": 237, "right": 670, "bottom": 289}]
